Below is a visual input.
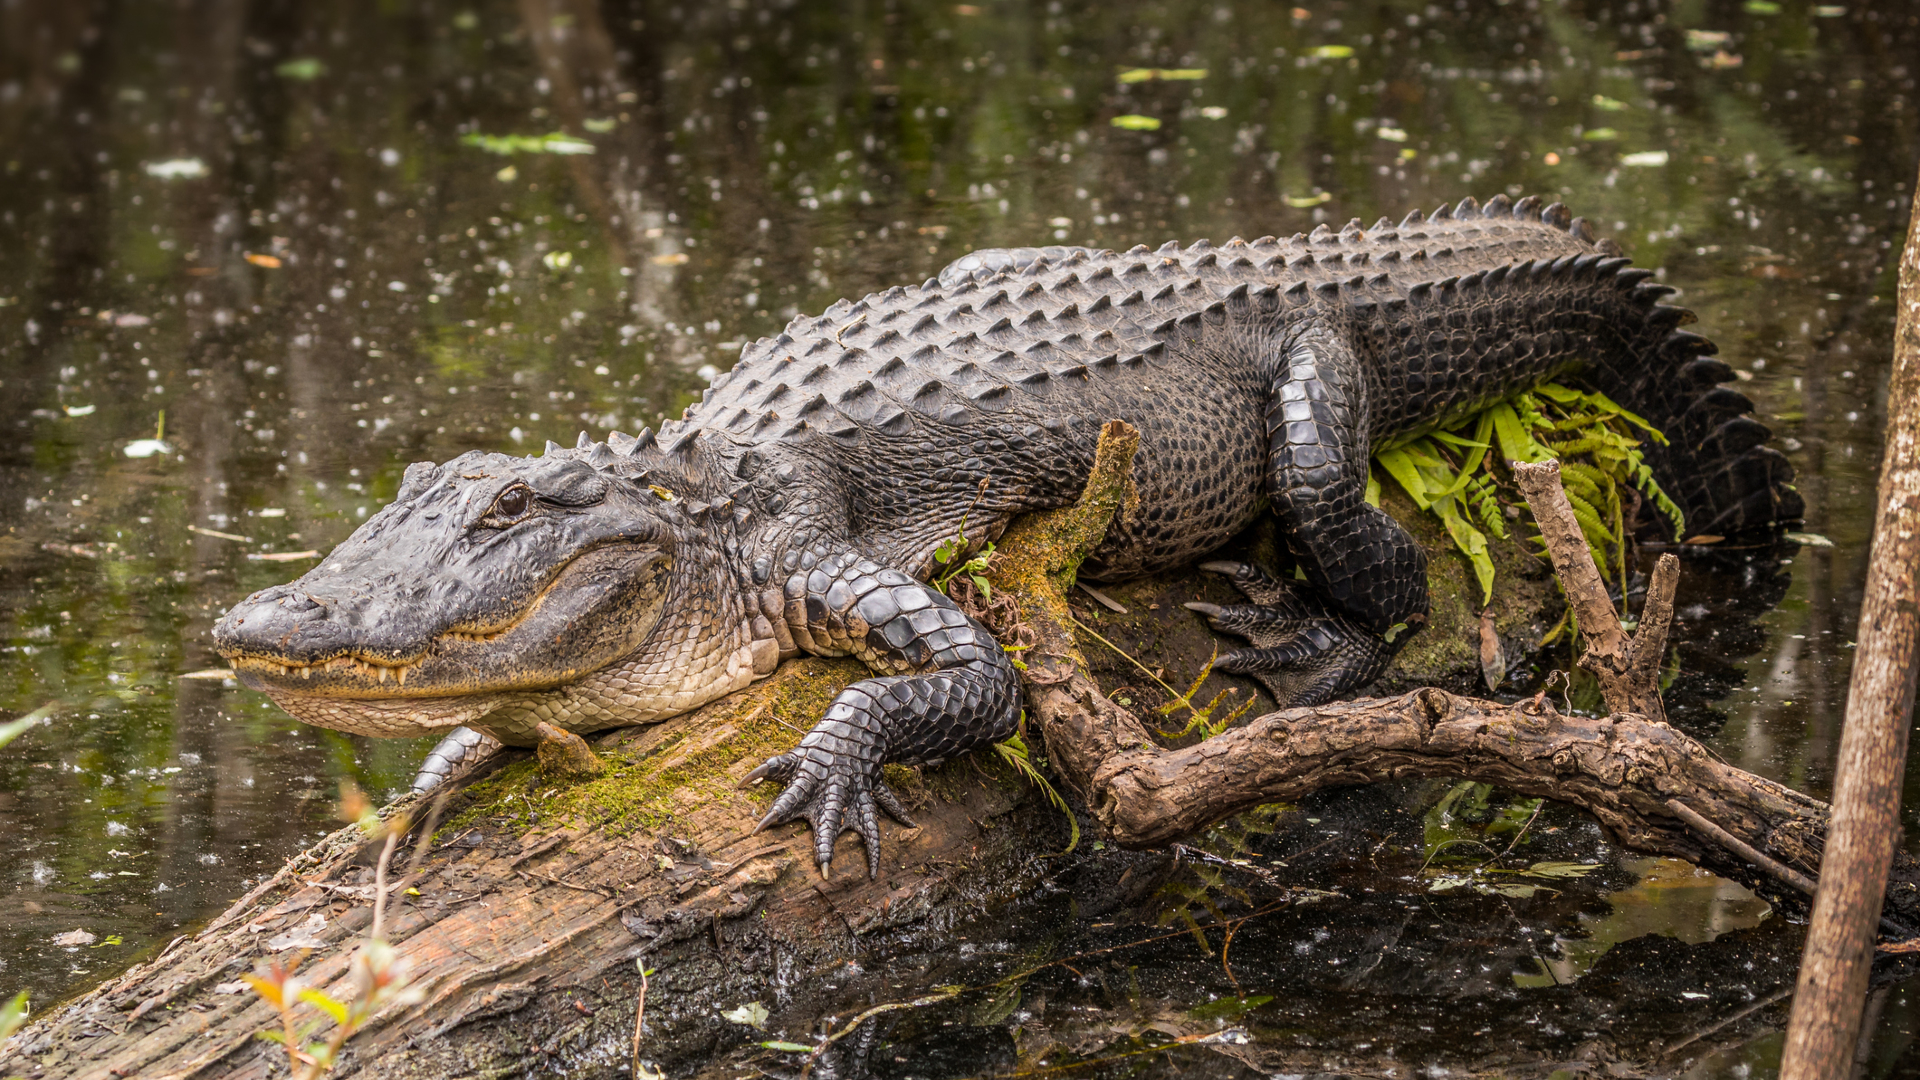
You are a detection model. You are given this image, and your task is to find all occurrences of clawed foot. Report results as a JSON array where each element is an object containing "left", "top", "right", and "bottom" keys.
[
  {"left": 739, "top": 693, "right": 917, "bottom": 879},
  {"left": 1185, "top": 561, "right": 1401, "bottom": 707},
  {"left": 535, "top": 721, "right": 607, "bottom": 779}
]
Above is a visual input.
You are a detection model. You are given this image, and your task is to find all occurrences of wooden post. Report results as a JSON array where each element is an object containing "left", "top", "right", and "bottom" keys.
[{"left": 1779, "top": 170, "right": 1920, "bottom": 1078}]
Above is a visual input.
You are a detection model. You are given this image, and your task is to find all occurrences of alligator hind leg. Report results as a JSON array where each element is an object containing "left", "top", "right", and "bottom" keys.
[
  {"left": 1194, "top": 329, "right": 1428, "bottom": 706},
  {"left": 1186, "top": 561, "right": 1394, "bottom": 707}
]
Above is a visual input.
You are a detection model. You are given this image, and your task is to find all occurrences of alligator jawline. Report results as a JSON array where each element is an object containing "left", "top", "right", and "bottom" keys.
[{"left": 228, "top": 622, "right": 524, "bottom": 687}]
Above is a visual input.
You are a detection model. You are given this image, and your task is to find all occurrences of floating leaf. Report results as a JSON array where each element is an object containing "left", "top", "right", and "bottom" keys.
[
  {"left": 1520, "top": 860, "right": 1602, "bottom": 879},
  {"left": 1591, "top": 94, "right": 1629, "bottom": 111},
  {"left": 1311, "top": 45, "right": 1355, "bottom": 58},
  {"left": 1582, "top": 127, "right": 1620, "bottom": 141},
  {"left": 1199, "top": 106, "right": 1228, "bottom": 119},
  {"left": 1284, "top": 191, "right": 1332, "bottom": 208},
  {"left": 1187, "top": 994, "right": 1273, "bottom": 1020},
  {"left": 582, "top": 117, "right": 617, "bottom": 133},
  {"left": 274, "top": 57, "right": 326, "bottom": 80},
  {"left": 143, "top": 158, "right": 208, "bottom": 180},
  {"left": 1621, "top": 150, "right": 1670, "bottom": 167},
  {"left": 649, "top": 252, "right": 690, "bottom": 266},
  {"left": 62, "top": 404, "right": 95, "bottom": 417},
  {"left": 1685, "top": 29, "right": 1732, "bottom": 50},
  {"left": 123, "top": 439, "right": 173, "bottom": 458},
  {"left": 1742, "top": 0, "right": 1781, "bottom": 12},
  {"left": 1118, "top": 67, "right": 1208, "bottom": 82},
  {"left": 245, "top": 252, "right": 283, "bottom": 268},
  {"left": 1376, "top": 126, "right": 1408, "bottom": 142},
  {"left": 461, "top": 132, "right": 596, "bottom": 155},
  {"left": 52, "top": 930, "right": 97, "bottom": 947},
  {"left": 1784, "top": 531, "right": 1834, "bottom": 548},
  {"left": 1110, "top": 114, "right": 1162, "bottom": 131},
  {"left": 542, "top": 250, "right": 573, "bottom": 270},
  {"left": 761, "top": 1041, "right": 815, "bottom": 1053}
]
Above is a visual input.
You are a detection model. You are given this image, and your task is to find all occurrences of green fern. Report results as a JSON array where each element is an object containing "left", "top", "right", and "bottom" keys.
[{"left": 1370, "top": 381, "right": 1685, "bottom": 608}]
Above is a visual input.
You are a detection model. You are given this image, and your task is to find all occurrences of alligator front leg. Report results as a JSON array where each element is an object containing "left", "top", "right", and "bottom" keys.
[{"left": 743, "top": 552, "right": 1021, "bottom": 878}]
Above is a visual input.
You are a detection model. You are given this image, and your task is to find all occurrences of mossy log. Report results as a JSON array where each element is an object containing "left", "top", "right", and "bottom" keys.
[{"left": 9, "top": 426, "right": 1888, "bottom": 1080}]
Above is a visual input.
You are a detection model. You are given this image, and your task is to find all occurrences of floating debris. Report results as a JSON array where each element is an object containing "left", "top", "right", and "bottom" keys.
[
  {"left": 1110, "top": 114, "right": 1162, "bottom": 131},
  {"left": 122, "top": 439, "right": 173, "bottom": 458},
  {"left": 461, "top": 132, "right": 595, "bottom": 155},
  {"left": 274, "top": 57, "right": 325, "bottom": 80},
  {"left": 1621, "top": 150, "right": 1671, "bottom": 167},
  {"left": 719, "top": 1002, "right": 769, "bottom": 1029},
  {"left": 142, "top": 158, "right": 207, "bottom": 180}
]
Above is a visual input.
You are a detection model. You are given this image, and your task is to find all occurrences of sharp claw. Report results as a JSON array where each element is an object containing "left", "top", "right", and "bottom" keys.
[
  {"left": 1183, "top": 601, "right": 1225, "bottom": 618},
  {"left": 853, "top": 793, "right": 883, "bottom": 879},
  {"left": 872, "top": 781, "right": 917, "bottom": 828},
  {"left": 740, "top": 762, "right": 773, "bottom": 787}
]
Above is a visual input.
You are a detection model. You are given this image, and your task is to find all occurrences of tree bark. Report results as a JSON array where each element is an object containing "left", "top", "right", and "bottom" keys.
[{"left": 1778, "top": 161, "right": 1920, "bottom": 1079}]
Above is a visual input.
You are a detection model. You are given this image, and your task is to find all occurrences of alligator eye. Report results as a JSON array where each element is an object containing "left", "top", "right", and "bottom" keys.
[{"left": 484, "top": 486, "right": 532, "bottom": 525}]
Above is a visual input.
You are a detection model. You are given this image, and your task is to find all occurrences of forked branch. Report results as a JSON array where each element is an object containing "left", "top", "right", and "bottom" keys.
[{"left": 1512, "top": 457, "right": 1679, "bottom": 722}]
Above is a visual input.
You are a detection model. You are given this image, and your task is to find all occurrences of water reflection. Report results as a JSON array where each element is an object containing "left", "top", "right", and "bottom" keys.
[{"left": 0, "top": 0, "right": 1916, "bottom": 1072}]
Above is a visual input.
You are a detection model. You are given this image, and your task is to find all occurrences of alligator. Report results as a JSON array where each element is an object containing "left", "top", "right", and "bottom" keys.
[{"left": 212, "top": 195, "right": 1802, "bottom": 877}]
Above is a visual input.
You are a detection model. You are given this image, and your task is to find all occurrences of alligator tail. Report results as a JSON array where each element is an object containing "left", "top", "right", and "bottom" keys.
[{"left": 1581, "top": 261, "right": 1804, "bottom": 540}]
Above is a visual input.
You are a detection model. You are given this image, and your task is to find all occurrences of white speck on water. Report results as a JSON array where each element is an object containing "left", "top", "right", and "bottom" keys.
[{"left": 143, "top": 158, "right": 208, "bottom": 179}]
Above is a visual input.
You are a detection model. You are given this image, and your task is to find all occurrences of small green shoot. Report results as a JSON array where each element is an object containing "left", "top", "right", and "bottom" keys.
[
  {"left": 995, "top": 725, "right": 1079, "bottom": 855},
  {"left": 460, "top": 132, "right": 596, "bottom": 156},
  {"left": 0, "top": 990, "right": 28, "bottom": 1044},
  {"left": 0, "top": 705, "right": 52, "bottom": 750},
  {"left": 242, "top": 789, "right": 426, "bottom": 1077}
]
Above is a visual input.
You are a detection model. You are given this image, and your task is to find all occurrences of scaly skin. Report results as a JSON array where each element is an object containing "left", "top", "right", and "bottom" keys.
[{"left": 213, "top": 195, "right": 1802, "bottom": 877}]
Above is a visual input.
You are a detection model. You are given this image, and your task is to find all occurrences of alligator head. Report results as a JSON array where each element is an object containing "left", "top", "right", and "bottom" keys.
[{"left": 212, "top": 440, "right": 765, "bottom": 744}]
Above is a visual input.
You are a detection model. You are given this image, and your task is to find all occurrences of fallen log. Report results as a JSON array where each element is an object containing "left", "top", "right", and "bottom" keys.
[{"left": 7, "top": 424, "right": 1909, "bottom": 1079}]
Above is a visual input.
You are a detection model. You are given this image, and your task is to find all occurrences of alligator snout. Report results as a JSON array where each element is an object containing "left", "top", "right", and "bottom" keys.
[{"left": 213, "top": 582, "right": 422, "bottom": 666}]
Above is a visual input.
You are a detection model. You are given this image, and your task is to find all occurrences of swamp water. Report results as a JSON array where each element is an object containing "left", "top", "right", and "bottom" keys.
[{"left": 0, "top": 0, "right": 1917, "bottom": 1074}]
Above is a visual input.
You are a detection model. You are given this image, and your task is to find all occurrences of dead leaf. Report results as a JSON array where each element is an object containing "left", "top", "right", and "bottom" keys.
[
  {"left": 52, "top": 930, "right": 97, "bottom": 947},
  {"left": 1479, "top": 609, "right": 1507, "bottom": 692},
  {"left": 244, "top": 252, "right": 283, "bottom": 269}
]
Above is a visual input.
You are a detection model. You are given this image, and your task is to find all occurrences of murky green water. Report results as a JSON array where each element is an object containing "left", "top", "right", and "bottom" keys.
[{"left": 1, "top": 0, "right": 1917, "bottom": 1074}]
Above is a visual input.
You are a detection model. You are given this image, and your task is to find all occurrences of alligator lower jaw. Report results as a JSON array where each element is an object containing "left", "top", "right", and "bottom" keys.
[{"left": 263, "top": 685, "right": 510, "bottom": 739}]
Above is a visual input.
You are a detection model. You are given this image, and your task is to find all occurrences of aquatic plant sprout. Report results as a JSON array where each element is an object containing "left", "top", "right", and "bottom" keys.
[{"left": 1369, "top": 382, "right": 1685, "bottom": 606}]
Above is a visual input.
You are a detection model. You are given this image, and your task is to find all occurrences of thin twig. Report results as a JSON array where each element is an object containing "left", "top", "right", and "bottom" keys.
[
  {"left": 631, "top": 961, "right": 648, "bottom": 1079},
  {"left": 516, "top": 868, "right": 618, "bottom": 898},
  {"left": 371, "top": 825, "right": 404, "bottom": 942},
  {"left": 1665, "top": 799, "right": 1815, "bottom": 895}
]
